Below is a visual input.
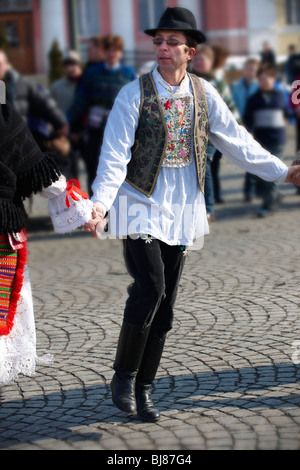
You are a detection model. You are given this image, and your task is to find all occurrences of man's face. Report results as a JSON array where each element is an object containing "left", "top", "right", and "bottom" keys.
[
  {"left": 0, "top": 52, "right": 9, "bottom": 80},
  {"left": 64, "top": 62, "right": 81, "bottom": 79},
  {"left": 192, "top": 52, "right": 213, "bottom": 75},
  {"left": 258, "top": 72, "right": 275, "bottom": 91},
  {"left": 87, "top": 42, "right": 104, "bottom": 62},
  {"left": 244, "top": 62, "right": 258, "bottom": 82},
  {"left": 154, "top": 30, "right": 195, "bottom": 73},
  {"left": 105, "top": 47, "right": 123, "bottom": 67}
]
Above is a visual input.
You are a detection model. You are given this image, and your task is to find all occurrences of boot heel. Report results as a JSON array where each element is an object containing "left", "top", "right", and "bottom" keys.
[{"left": 136, "top": 382, "right": 160, "bottom": 422}]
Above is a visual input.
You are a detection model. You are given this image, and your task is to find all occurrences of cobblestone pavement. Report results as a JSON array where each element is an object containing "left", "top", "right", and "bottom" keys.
[{"left": 1, "top": 128, "right": 300, "bottom": 451}]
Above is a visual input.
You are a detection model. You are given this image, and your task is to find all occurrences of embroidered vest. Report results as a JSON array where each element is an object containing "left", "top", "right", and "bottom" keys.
[{"left": 126, "top": 72, "right": 209, "bottom": 197}]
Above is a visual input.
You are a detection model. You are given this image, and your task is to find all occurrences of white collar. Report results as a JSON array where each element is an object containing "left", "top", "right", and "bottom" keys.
[
  {"left": 104, "top": 62, "right": 121, "bottom": 71},
  {"left": 153, "top": 66, "right": 189, "bottom": 94}
]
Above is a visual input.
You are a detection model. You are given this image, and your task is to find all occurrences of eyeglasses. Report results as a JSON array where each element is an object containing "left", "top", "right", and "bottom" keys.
[{"left": 152, "top": 38, "right": 187, "bottom": 47}]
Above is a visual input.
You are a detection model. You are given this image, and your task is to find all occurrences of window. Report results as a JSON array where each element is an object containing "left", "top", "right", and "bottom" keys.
[
  {"left": 0, "top": 20, "right": 20, "bottom": 47},
  {"left": 76, "top": 0, "right": 100, "bottom": 37},
  {"left": 286, "top": 0, "right": 300, "bottom": 24},
  {"left": 138, "top": 0, "right": 166, "bottom": 31},
  {"left": 0, "top": 0, "right": 31, "bottom": 12}
]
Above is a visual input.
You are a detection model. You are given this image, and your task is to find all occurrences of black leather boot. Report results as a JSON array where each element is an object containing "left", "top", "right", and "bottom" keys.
[
  {"left": 135, "top": 331, "right": 166, "bottom": 422},
  {"left": 111, "top": 321, "right": 151, "bottom": 414}
]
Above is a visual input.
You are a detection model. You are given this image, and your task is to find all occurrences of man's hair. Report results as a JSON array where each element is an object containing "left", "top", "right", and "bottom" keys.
[
  {"left": 195, "top": 44, "right": 214, "bottom": 62},
  {"left": 89, "top": 35, "right": 104, "bottom": 48},
  {"left": 257, "top": 63, "right": 277, "bottom": 78},
  {"left": 211, "top": 44, "right": 230, "bottom": 70},
  {"left": 183, "top": 34, "right": 198, "bottom": 64},
  {"left": 244, "top": 57, "right": 259, "bottom": 67},
  {"left": 185, "top": 35, "right": 198, "bottom": 50},
  {"left": 103, "top": 34, "right": 124, "bottom": 51}
]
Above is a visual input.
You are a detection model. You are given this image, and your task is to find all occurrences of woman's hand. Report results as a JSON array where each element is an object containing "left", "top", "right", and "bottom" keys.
[{"left": 83, "top": 203, "right": 107, "bottom": 237}]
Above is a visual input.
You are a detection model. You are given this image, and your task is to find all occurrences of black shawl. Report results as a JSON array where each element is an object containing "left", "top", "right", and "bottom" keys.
[{"left": 0, "top": 103, "right": 61, "bottom": 233}]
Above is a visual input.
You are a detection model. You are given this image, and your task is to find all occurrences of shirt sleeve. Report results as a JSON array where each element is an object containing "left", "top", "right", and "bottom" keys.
[
  {"left": 202, "top": 79, "right": 288, "bottom": 183},
  {"left": 39, "top": 174, "right": 67, "bottom": 199},
  {"left": 91, "top": 79, "right": 141, "bottom": 211}
]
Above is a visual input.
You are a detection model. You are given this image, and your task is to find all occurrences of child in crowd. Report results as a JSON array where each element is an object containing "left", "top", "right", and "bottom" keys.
[{"left": 244, "top": 63, "right": 288, "bottom": 217}]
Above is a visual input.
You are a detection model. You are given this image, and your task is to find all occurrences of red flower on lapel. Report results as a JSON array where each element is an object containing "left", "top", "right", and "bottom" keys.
[{"left": 164, "top": 100, "right": 172, "bottom": 110}]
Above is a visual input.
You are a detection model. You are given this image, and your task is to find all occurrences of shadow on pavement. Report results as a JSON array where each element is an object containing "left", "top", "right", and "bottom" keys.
[{"left": 0, "top": 363, "right": 299, "bottom": 448}]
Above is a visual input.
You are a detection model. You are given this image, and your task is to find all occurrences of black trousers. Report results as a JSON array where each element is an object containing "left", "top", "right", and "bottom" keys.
[{"left": 123, "top": 237, "right": 187, "bottom": 340}]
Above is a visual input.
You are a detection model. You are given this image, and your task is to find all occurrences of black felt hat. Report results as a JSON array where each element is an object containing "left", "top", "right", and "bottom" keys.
[{"left": 144, "top": 7, "right": 206, "bottom": 44}]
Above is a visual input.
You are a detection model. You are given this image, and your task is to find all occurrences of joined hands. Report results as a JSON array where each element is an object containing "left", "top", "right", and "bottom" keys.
[{"left": 83, "top": 203, "right": 107, "bottom": 237}]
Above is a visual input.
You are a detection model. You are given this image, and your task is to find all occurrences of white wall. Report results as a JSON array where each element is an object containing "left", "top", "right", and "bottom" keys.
[
  {"left": 247, "top": 0, "right": 277, "bottom": 55},
  {"left": 177, "top": 0, "right": 204, "bottom": 30},
  {"left": 109, "top": 0, "right": 135, "bottom": 52},
  {"left": 40, "top": 0, "right": 67, "bottom": 72}
]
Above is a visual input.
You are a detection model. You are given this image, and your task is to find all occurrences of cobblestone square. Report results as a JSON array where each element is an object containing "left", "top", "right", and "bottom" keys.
[{"left": 0, "top": 127, "right": 300, "bottom": 450}]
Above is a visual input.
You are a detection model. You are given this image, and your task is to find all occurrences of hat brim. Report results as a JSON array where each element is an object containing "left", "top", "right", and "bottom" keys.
[{"left": 144, "top": 28, "right": 206, "bottom": 44}]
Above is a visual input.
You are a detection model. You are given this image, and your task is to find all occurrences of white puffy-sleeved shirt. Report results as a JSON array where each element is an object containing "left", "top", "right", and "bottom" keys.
[{"left": 91, "top": 67, "right": 288, "bottom": 247}]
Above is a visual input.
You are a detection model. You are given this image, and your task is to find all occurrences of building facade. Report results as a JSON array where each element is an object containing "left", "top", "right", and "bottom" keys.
[{"left": 0, "top": 0, "right": 299, "bottom": 75}]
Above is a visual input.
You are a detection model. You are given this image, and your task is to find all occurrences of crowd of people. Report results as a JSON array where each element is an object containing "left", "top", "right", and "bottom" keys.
[
  {"left": 189, "top": 41, "right": 300, "bottom": 218},
  {"left": 0, "top": 33, "right": 137, "bottom": 197},
  {"left": 0, "top": 34, "right": 299, "bottom": 222}
]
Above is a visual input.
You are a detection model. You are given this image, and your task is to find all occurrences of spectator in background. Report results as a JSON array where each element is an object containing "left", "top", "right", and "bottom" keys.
[
  {"left": 67, "top": 35, "right": 137, "bottom": 196},
  {"left": 85, "top": 35, "right": 105, "bottom": 69},
  {"left": 203, "top": 44, "right": 240, "bottom": 204},
  {"left": 260, "top": 41, "right": 276, "bottom": 66},
  {"left": 50, "top": 50, "right": 83, "bottom": 179},
  {"left": 26, "top": 84, "right": 72, "bottom": 180},
  {"left": 50, "top": 50, "right": 82, "bottom": 115},
  {"left": 244, "top": 64, "right": 287, "bottom": 217},
  {"left": 232, "top": 58, "right": 259, "bottom": 118},
  {"left": 190, "top": 44, "right": 216, "bottom": 220},
  {"left": 0, "top": 50, "right": 67, "bottom": 136},
  {"left": 284, "top": 45, "right": 300, "bottom": 85},
  {"left": 191, "top": 45, "right": 240, "bottom": 213},
  {"left": 231, "top": 58, "right": 259, "bottom": 202}
]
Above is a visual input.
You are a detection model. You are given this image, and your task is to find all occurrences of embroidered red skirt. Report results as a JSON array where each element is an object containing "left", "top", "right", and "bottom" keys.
[{"left": 0, "top": 234, "right": 27, "bottom": 336}]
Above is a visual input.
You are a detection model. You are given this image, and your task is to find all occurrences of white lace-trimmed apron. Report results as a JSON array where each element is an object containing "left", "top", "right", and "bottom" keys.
[{"left": 0, "top": 234, "right": 53, "bottom": 385}]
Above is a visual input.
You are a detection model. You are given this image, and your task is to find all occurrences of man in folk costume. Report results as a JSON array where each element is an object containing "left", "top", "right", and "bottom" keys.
[
  {"left": 0, "top": 102, "right": 98, "bottom": 385},
  {"left": 84, "top": 8, "right": 300, "bottom": 422}
]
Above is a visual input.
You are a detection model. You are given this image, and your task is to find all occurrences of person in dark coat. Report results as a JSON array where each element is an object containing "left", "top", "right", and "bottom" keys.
[
  {"left": 260, "top": 41, "right": 276, "bottom": 66},
  {"left": 0, "top": 50, "right": 67, "bottom": 135},
  {"left": 67, "top": 35, "right": 137, "bottom": 196}
]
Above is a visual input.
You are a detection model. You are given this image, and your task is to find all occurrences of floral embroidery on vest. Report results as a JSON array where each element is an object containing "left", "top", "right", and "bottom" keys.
[{"left": 160, "top": 96, "right": 193, "bottom": 167}]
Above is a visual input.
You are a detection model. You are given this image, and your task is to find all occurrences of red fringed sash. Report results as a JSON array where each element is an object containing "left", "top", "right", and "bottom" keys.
[{"left": 0, "top": 234, "right": 27, "bottom": 336}]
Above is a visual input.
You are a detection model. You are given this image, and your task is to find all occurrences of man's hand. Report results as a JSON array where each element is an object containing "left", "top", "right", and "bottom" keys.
[
  {"left": 285, "top": 165, "right": 300, "bottom": 186},
  {"left": 83, "top": 203, "right": 107, "bottom": 237},
  {"left": 92, "top": 203, "right": 105, "bottom": 219}
]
